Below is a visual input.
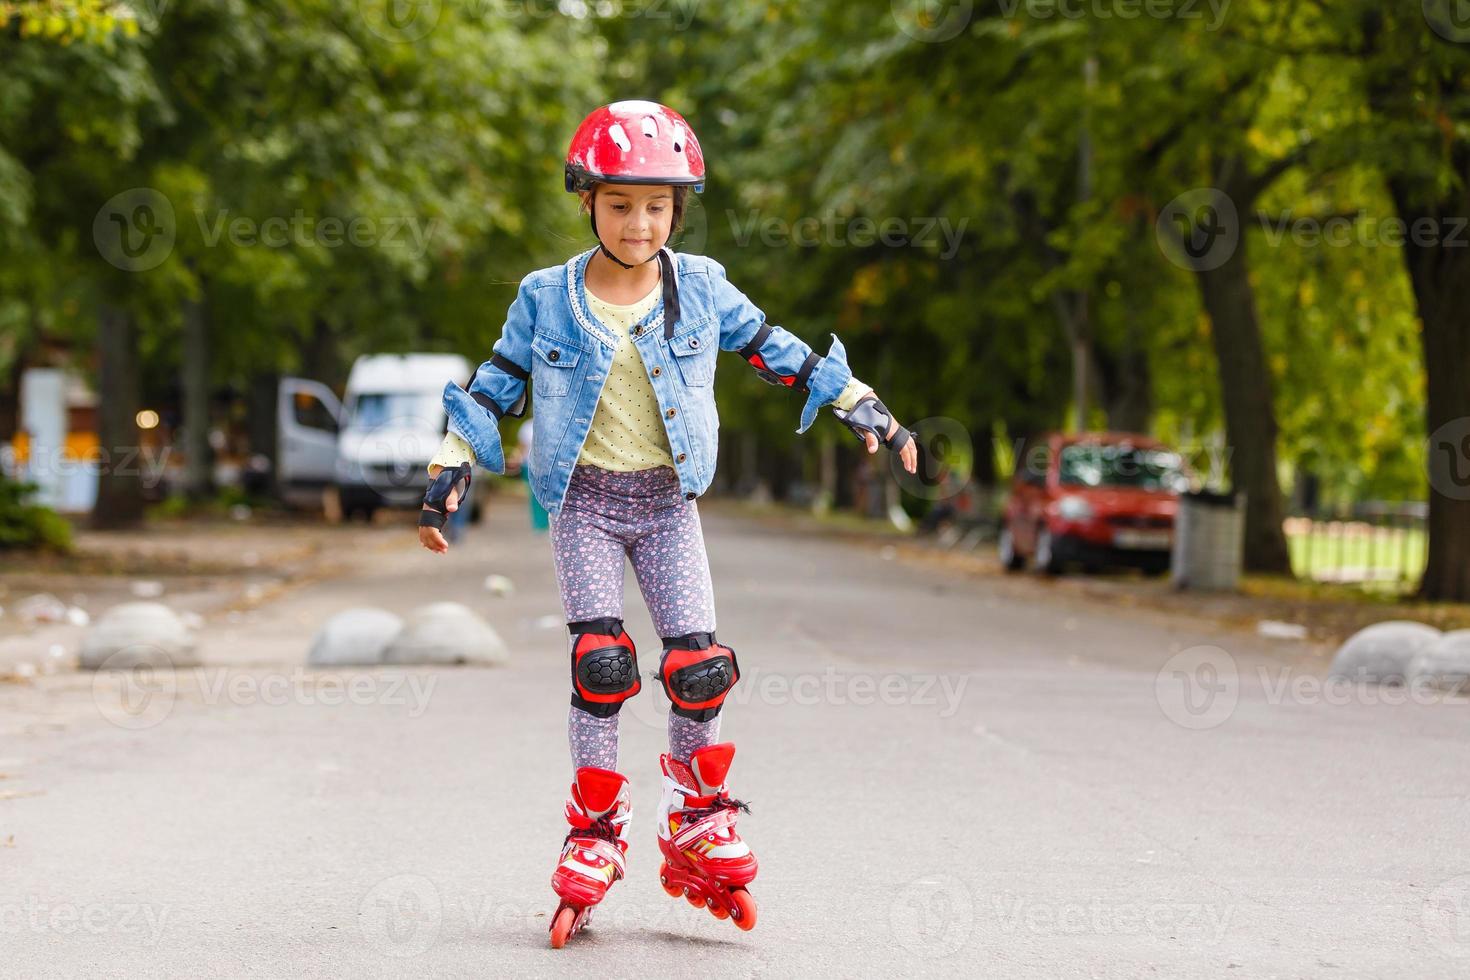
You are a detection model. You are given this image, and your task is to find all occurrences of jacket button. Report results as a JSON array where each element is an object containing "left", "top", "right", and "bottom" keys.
[
  {"left": 652, "top": 367, "right": 661, "bottom": 377},
  {"left": 685, "top": 492, "right": 695, "bottom": 500},
  {"left": 548, "top": 350, "right": 559, "bottom": 362},
  {"left": 635, "top": 326, "right": 644, "bottom": 336},
  {"left": 665, "top": 408, "right": 676, "bottom": 419},
  {"left": 676, "top": 453, "right": 686, "bottom": 462},
  {"left": 689, "top": 337, "right": 699, "bottom": 348}
]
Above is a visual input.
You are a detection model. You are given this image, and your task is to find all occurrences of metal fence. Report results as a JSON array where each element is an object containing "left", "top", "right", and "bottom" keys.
[{"left": 1285, "top": 502, "right": 1428, "bottom": 589}]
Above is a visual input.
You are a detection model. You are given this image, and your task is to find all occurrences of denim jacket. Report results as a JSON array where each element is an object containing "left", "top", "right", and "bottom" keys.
[{"left": 442, "top": 246, "right": 855, "bottom": 518}]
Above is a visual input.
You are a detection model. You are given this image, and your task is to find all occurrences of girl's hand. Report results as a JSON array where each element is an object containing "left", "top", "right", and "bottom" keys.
[
  {"left": 836, "top": 391, "right": 919, "bottom": 475},
  {"left": 419, "top": 463, "right": 469, "bottom": 554},
  {"left": 418, "top": 488, "right": 460, "bottom": 554},
  {"left": 864, "top": 414, "right": 919, "bottom": 475}
]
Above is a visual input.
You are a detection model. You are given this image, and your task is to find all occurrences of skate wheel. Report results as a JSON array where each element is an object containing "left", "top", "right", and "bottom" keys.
[
  {"left": 659, "top": 864, "right": 681, "bottom": 898},
  {"left": 549, "top": 906, "right": 576, "bottom": 949},
  {"left": 727, "top": 887, "right": 757, "bottom": 931},
  {"left": 707, "top": 897, "right": 729, "bottom": 920},
  {"left": 685, "top": 888, "right": 703, "bottom": 908}
]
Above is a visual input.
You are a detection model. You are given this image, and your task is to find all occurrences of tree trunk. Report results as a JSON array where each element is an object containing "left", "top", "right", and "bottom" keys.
[
  {"left": 245, "top": 372, "right": 280, "bottom": 497},
  {"left": 1194, "top": 226, "right": 1293, "bottom": 574},
  {"left": 1391, "top": 181, "right": 1470, "bottom": 601},
  {"left": 181, "top": 289, "right": 212, "bottom": 500},
  {"left": 92, "top": 305, "right": 146, "bottom": 530}
]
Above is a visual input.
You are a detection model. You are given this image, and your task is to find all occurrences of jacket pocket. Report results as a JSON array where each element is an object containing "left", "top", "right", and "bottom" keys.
[
  {"left": 531, "top": 335, "right": 582, "bottom": 397},
  {"left": 668, "top": 318, "right": 716, "bottom": 387}
]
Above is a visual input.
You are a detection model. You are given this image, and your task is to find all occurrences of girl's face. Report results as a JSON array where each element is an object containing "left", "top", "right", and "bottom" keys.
[{"left": 586, "top": 184, "right": 675, "bottom": 266}]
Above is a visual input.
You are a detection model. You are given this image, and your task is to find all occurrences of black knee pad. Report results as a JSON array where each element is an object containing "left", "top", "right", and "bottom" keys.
[
  {"left": 568, "top": 618, "right": 641, "bottom": 718},
  {"left": 658, "top": 631, "right": 740, "bottom": 721}
]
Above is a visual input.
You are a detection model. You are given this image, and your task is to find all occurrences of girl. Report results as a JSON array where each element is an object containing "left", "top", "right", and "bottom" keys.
[{"left": 417, "top": 101, "right": 917, "bottom": 947}]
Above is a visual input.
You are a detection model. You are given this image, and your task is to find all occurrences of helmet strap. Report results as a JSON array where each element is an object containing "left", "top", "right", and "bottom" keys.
[{"left": 586, "top": 197, "right": 681, "bottom": 339}]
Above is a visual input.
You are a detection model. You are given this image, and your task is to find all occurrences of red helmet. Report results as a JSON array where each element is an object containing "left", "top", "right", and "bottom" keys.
[{"left": 564, "top": 100, "right": 705, "bottom": 194}]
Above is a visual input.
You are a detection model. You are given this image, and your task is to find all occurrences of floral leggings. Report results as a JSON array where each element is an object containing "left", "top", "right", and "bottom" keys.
[{"left": 549, "top": 463, "right": 721, "bottom": 772}]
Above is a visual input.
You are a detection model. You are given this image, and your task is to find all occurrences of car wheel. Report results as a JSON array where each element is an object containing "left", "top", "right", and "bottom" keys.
[
  {"left": 1142, "top": 557, "right": 1171, "bottom": 577},
  {"left": 997, "top": 525, "right": 1025, "bottom": 572},
  {"left": 1034, "top": 526, "right": 1063, "bottom": 576}
]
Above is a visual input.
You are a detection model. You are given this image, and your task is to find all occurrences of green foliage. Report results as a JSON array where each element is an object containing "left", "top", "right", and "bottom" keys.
[{"left": 0, "top": 476, "right": 73, "bottom": 551}]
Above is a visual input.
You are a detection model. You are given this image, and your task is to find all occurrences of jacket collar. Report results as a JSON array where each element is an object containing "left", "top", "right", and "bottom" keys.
[{"left": 565, "top": 246, "right": 675, "bottom": 349}]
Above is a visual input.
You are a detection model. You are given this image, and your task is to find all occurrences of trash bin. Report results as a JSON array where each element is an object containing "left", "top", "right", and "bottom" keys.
[{"left": 1171, "top": 490, "right": 1245, "bottom": 591}]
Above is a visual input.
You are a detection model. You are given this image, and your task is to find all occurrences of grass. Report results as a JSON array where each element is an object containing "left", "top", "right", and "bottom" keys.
[{"left": 1285, "top": 522, "right": 1427, "bottom": 588}]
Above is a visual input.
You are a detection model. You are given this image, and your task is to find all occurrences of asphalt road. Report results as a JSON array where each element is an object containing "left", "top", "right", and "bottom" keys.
[{"left": 3, "top": 499, "right": 1468, "bottom": 978}]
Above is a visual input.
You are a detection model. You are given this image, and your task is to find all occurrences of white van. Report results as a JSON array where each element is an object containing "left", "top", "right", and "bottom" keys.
[{"left": 276, "top": 353, "right": 472, "bottom": 521}]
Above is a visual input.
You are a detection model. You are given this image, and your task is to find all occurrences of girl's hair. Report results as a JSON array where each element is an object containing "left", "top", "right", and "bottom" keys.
[{"left": 580, "top": 184, "right": 689, "bottom": 236}]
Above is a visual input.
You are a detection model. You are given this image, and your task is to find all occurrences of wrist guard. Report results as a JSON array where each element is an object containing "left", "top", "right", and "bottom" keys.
[
  {"left": 419, "top": 462, "right": 472, "bottom": 530},
  {"left": 831, "top": 394, "right": 914, "bottom": 455}
]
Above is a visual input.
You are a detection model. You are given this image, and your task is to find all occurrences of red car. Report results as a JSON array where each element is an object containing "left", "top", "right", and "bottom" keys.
[{"left": 999, "top": 432, "right": 1191, "bottom": 576}]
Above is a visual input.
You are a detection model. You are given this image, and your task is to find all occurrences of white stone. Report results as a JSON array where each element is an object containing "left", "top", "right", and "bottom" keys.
[
  {"left": 308, "top": 609, "right": 405, "bottom": 667},
  {"left": 80, "top": 602, "right": 199, "bottom": 670},
  {"left": 1409, "top": 630, "right": 1470, "bottom": 693},
  {"left": 1328, "top": 620, "right": 1441, "bottom": 685},
  {"left": 382, "top": 602, "right": 508, "bottom": 667}
]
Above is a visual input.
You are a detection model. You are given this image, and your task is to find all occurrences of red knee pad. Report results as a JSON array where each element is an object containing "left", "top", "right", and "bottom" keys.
[
  {"left": 569, "top": 618, "right": 641, "bottom": 718},
  {"left": 658, "top": 631, "right": 740, "bottom": 721}
]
